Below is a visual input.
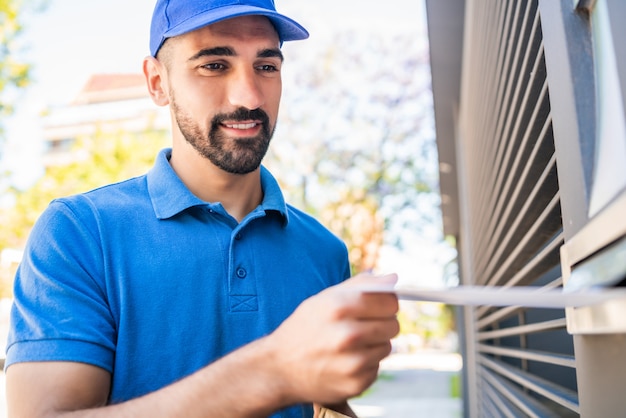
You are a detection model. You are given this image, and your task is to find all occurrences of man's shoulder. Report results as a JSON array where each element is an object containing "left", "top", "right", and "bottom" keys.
[
  {"left": 83, "top": 174, "right": 149, "bottom": 200},
  {"left": 50, "top": 175, "right": 150, "bottom": 219},
  {"left": 284, "top": 204, "right": 344, "bottom": 245},
  {"left": 285, "top": 203, "right": 325, "bottom": 228}
]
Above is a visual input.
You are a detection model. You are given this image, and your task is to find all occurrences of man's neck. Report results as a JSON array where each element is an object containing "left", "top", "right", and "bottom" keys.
[{"left": 169, "top": 144, "right": 263, "bottom": 223}]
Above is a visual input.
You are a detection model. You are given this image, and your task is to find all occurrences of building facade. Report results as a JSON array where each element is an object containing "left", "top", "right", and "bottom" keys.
[
  {"left": 426, "top": 0, "right": 626, "bottom": 416},
  {"left": 41, "top": 73, "right": 169, "bottom": 167}
]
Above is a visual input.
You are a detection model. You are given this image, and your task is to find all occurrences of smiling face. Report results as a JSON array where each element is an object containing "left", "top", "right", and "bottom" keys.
[{"left": 156, "top": 16, "right": 283, "bottom": 175}]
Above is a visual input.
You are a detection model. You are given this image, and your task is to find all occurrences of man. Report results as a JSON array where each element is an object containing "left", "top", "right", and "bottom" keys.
[{"left": 5, "top": 1, "right": 400, "bottom": 417}]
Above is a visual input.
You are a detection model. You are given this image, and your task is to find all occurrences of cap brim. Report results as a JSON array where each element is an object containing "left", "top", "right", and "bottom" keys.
[{"left": 156, "top": 5, "right": 308, "bottom": 54}]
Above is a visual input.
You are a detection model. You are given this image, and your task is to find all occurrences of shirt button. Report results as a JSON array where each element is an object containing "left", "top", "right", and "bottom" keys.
[
  {"left": 235, "top": 233, "right": 242, "bottom": 240},
  {"left": 236, "top": 268, "right": 247, "bottom": 279}
]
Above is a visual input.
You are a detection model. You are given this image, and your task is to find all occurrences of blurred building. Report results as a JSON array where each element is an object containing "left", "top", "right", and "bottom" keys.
[
  {"left": 427, "top": 0, "right": 626, "bottom": 416},
  {"left": 41, "top": 73, "right": 169, "bottom": 167}
]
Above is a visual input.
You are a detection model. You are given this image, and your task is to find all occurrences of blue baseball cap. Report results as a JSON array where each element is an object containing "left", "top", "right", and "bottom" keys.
[{"left": 150, "top": 0, "right": 309, "bottom": 57}]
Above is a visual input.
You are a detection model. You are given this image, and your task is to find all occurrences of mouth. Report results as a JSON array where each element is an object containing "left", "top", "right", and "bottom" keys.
[
  {"left": 210, "top": 108, "right": 271, "bottom": 140},
  {"left": 221, "top": 120, "right": 263, "bottom": 136},
  {"left": 223, "top": 122, "right": 260, "bottom": 130}
]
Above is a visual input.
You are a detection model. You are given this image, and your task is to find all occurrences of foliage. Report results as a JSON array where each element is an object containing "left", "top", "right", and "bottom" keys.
[
  {"left": 0, "top": 0, "right": 44, "bottom": 297},
  {"left": 0, "top": 0, "right": 28, "bottom": 116},
  {"left": 0, "top": 0, "right": 46, "bottom": 140},
  {"left": 319, "top": 189, "right": 383, "bottom": 272},
  {"left": 450, "top": 373, "right": 462, "bottom": 398},
  {"left": 268, "top": 29, "right": 439, "bottom": 272},
  {"left": 396, "top": 301, "right": 456, "bottom": 349},
  {"left": 0, "top": 128, "right": 168, "bottom": 290}
]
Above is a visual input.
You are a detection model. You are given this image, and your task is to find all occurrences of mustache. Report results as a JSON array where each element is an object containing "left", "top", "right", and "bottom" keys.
[{"left": 211, "top": 108, "right": 270, "bottom": 127}]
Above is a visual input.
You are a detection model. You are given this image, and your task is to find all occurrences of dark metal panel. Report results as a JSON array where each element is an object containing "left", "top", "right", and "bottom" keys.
[
  {"left": 476, "top": 277, "right": 563, "bottom": 329},
  {"left": 426, "top": 1, "right": 593, "bottom": 416},
  {"left": 480, "top": 356, "right": 580, "bottom": 413},
  {"left": 538, "top": 0, "right": 596, "bottom": 239},
  {"left": 478, "top": 344, "right": 576, "bottom": 368},
  {"left": 478, "top": 318, "right": 567, "bottom": 341},
  {"left": 483, "top": 371, "right": 563, "bottom": 418},
  {"left": 448, "top": 2, "right": 576, "bottom": 415},
  {"left": 483, "top": 382, "right": 525, "bottom": 418}
]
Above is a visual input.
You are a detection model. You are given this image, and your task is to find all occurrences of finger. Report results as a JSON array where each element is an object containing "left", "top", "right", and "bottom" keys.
[
  {"left": 348, "top": 318, "right": 400, "bottom": 347},
  {"left": 333, "top": 318, "right": 398, "bottom": 354},
  {"left": 358, "top": 292, "right": 400, "bottom": 318},
  {"left": 365, "top": 340, "right": 394, "bottom": 363},
  {"left": 345, "top": 342, "right": 394, "bottom": 374},
  {"left": 344, "top": 272, "right": 398, "bottom": 287},
  {"left": 332, "top": 291, "right": 398, "bottom": 320},
  {"left": 336, "top": 273, "right": 399, "bottom": 316}
]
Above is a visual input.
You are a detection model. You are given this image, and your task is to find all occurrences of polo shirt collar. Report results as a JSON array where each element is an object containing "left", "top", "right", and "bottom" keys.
[{"left": 147, "top": 148, "right": 289, "bottom": 224}]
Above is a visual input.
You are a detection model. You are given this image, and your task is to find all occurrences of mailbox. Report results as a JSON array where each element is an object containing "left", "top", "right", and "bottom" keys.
[{"left": 561, "top": 193, "right": 626, "bottom": 334}]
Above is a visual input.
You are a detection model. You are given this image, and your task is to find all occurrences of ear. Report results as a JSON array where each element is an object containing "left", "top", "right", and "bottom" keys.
[{"left": 143, "top": 56, "right": 170, "bottom": 106}]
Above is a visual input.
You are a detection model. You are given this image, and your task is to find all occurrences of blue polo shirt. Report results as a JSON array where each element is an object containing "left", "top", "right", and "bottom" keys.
[{"left": 6, "top": 148, "right": 350, "bottom": 416}]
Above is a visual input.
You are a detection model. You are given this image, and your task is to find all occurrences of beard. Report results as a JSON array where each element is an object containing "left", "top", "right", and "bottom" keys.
[{"left": 171, "top": 97, "right": 274, "bottom": 175}]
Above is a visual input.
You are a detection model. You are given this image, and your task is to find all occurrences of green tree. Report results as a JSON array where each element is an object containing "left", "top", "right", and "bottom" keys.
[
  {"left": 0, "top": 128, "right": 168, "bottom": 295},
  {"left": 0, "top": 0, "right": 46, "bottom": 143},
  {"left": 0, "top": 0, "right": 48, "bottom": 296},
  {"left": 318, "top": 189, "right": 383, "bottom": 273},
  {"left": 269, "top": 29, "right": 439, "bottom": 271},
  {"left": 0, "top": 0, "right": 29, "bottom": 115}
]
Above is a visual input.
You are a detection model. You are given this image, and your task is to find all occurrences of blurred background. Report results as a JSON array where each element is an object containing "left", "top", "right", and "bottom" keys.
[{"left": 0, "top": 1, "right": 461, "bottom": 416}]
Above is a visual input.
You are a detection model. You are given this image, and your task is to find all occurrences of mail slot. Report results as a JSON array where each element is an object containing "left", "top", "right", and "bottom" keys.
[{"left": 563, "top": 229, "right": 626, "bottom": 334}]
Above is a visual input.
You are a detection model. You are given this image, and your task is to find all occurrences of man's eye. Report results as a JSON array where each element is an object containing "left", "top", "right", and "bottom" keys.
[
  {"left": 257, "top": 64, "right": 278, "bottom": 73},
  {"left": 202, "top": 63, "right": 226, "bottom": 71}
]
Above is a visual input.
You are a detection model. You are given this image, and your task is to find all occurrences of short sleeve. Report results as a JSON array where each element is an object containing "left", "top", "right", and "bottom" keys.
[{"left": 5, "top": 198, "right": 116, "bottom": 372}]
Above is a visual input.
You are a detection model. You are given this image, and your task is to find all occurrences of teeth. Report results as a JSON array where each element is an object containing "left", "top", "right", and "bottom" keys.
[{"left": 226, "top": 122, "right": 257, "bottom": 129}]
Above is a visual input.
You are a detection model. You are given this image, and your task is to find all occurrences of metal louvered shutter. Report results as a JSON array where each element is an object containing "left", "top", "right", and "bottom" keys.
[
  {"left": 456, "top": 1, "right": 576, "bottom": 416},
  {"left": 428, "top": 0, "right": 626, "bottom": 416}
]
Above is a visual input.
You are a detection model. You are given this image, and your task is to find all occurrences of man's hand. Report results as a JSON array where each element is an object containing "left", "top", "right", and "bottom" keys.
[
  {"left": 6, "top": 274, "right": 399, "bottom": 417},
  {"left": 266, "top": 273, "right": 400, "bottom": 406}
]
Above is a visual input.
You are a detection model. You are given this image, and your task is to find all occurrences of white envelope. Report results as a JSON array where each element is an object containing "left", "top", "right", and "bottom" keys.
[{"left": 357, "top": 284, "right": 626, "bottom": 308}]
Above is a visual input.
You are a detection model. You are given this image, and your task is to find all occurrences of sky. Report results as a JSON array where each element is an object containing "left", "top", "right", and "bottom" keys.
[
  {"left": 3, "top": 0, "right": 156, "bottom": 187},
  {"left": 4, "top": 0, "right": 425, "bottom": 188},
  {"left": 16, "top": 0, "right": 424, "bottom": 107}
]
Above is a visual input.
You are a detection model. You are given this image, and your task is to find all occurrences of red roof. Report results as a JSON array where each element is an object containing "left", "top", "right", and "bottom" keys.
[
  {"left": 81, "top": 74, "right": 145, "bottom": 93},
  {"left": 73, "top": 74, "right": 147, "bottom": 104}
]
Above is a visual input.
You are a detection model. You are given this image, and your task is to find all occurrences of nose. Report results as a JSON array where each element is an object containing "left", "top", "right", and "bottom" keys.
[{"left": 227, "top": 67, "right": 265, "bottom": 111}]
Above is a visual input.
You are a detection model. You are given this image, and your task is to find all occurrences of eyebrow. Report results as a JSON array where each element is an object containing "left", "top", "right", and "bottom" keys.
[
  {"left": 188, "top": 46, "right": 284, "bottom": 62},
  {"left": 258, "top": 48, "right": 284, "bottom": 62}
]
